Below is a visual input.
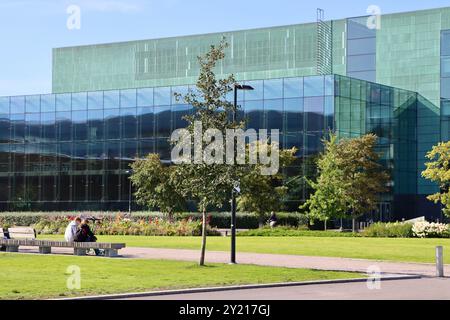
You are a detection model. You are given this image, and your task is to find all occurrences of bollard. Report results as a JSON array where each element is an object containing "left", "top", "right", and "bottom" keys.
[{"left": 436, "top": 246, "right": 444, "bottom": 278}]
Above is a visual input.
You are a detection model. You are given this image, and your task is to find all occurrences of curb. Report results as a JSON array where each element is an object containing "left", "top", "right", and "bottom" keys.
[{"left": 55, "top": 273, "right": 421, "bottom": 300}]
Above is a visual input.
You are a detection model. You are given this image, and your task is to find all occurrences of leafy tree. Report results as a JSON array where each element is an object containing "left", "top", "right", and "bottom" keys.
[
  {"left": 302, "top": 133, "right": 389, "bottom": 231},
  {"left": 130, "top": 154, "right": 185, "bottom": 218},
  {"left": 339, "top": 134, "right": 390, "bottom": 227},
  {"left": 238, "top": 144, "right": 297, "bottom": 226},
  {"left": 422, "top": 141, "right": 450, "bottom": 217},
  {"left": 173, "top": 40, "right": 239, "bottom": 266},
  {"left": 301, "top": 134, "right": 348, "bottom": 225}
]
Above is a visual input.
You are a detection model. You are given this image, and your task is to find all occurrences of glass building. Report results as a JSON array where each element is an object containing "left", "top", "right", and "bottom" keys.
[{"left": 2, "top": 7, "right": 450, "bottom": 220}]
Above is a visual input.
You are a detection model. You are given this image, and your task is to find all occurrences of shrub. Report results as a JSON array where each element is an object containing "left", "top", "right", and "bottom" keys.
[
  {"left": 412, "top": 221, "right": 450, "bottom": 238},
  {"left": 0, "top": 213, "right": 221, "bottom": 237},
  {"left": 362, "top": 222, "right": 413, "bottom": 238},
  {"left": 0, "top": 211, "right": 309, "bottom": 230},
  {"left": 238, "top": 226, "right": 358, "bottom": 237}
]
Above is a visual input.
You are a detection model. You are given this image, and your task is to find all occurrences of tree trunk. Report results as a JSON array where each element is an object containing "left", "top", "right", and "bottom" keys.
[
  {"left": 199, "top": 208, "right": 207, "bottom": 266},
  {"left": 352, "top": 218, "right": 356, "bottom": 233},
  {"left": 324, "top": 219, "right": 327, "bottom": 231}
]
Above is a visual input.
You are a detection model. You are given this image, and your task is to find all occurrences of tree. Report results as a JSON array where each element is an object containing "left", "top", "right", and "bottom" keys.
[
  {"left": 238, "top": 144, "right": 297, "bottom": 226},
  {"left": 173, "top": 40, "right": 239, "bottom": 266},
  {"left": 339, "top": 134, "right": 390, "bottom": 229},
  {"left": 422, "top": 141, "right": 450, "bottom": 217},
  {"left": 130, "top": 154, "right": 185, "bottom": 219},
  {"left": 301, "top": 134, "right": 348, "bottom": 226},
  {"left": 302, "top": 133, "right": 389, "bottom": 231}
]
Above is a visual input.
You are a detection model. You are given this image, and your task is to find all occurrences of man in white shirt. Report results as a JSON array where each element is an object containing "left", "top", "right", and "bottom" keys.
[{"left": 64, "top": 217, "right": 82, "bottom": 242}]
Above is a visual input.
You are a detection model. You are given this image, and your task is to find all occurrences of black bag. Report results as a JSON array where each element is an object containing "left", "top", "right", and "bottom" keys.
[{"left": 74, "top": 228, "right": 86, "bottom": 242}]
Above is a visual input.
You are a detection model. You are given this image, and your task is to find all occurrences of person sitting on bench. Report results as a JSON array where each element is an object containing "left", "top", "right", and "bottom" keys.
[
  {"left": 74, "top": 219, "right": 100, "bottom": 256},
  {"left": 64, "top": 217, "right": 81, "bottom": 242}
]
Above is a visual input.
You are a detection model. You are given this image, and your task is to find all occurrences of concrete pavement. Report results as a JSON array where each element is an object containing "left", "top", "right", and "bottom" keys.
[{"left": 123, "top": 278, "right": 450, "bottom": 300}]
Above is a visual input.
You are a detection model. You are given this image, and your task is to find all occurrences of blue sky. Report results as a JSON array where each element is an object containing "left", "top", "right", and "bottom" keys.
[{"left": 0, "top": 0, "right": 449, "bottom": 96}]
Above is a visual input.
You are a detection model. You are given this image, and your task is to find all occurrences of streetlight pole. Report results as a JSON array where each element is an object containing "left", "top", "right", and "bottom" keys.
[
  {"left": 125, "top": 170, "right": 133, "bottom": 214},
  {"left": 231, "top": 84, "right": 254, "bottom": 264}
]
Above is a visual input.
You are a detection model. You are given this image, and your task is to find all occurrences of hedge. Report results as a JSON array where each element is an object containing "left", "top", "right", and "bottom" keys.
[{"left": 0, "top": 211, "right": 309, "bottom": 230}]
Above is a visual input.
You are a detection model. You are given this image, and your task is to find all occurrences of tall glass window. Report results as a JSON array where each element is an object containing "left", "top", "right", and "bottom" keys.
[{"left": 347, "top": 17, "right": 376, "bottom": 82}]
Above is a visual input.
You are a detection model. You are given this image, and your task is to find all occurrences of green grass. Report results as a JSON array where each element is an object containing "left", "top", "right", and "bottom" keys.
[
  {"left": 0, "top": 253, "right": 360, "bottom": 300},
  {"left": 39, "top": 235, "right": 450, "bottom": 264}
]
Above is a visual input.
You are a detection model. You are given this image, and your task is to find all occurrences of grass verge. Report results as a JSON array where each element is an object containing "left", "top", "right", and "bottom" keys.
[{"left": 0, "top": 253, "right": 360, "bottom": 300}]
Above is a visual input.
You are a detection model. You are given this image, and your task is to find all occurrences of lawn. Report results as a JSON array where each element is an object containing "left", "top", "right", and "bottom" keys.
[
  {"left": 39, "top": 235, "right": 450, "bottom": 264},
  {"left": 0, "top": 253, "right": 360, "bottom": 300}
]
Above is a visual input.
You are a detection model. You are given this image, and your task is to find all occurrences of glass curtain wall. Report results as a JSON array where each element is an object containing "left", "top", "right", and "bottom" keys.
[{"left": 0, "top": 75, "right": 334, "bottom": 210}]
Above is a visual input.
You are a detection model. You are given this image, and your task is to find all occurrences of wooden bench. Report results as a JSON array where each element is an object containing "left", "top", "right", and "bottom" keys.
[{"left": 0, "top": 227, "right": 126, "bottom": 257}]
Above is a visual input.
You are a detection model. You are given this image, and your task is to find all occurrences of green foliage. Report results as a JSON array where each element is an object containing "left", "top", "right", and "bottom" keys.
[
  {"left": 422, "top": 141, "right": 450, "bottom": 217},
  {"left": 302, "top": 133, "right": 390, "bottom": 222},
  {"left": 4, "top": 214, "right": 220, "bottom": 237},
  {"left": 238, "top": 227, "right": 358, "bottom": 237},
  {"left": 0, "top": 211, "right": 308, "bottom": 230},
  {"left": 238, "top": 146, "right": 297, "bottom": 223},
  {"left": 301, "top": 134, "right": 348, "bottom": 222},
  {"left": 362, "top": 222, "right": 414, "bottom": 238},
  {"left": 130, "top": 153, "right": 185, "bottom": 217}
]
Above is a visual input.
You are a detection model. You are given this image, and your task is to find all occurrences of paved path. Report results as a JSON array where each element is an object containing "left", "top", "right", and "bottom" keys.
[
  {"left": 20, "top": 246, "right": 450, "bottom": 277},
  {"left": 124, "top": 278, "right": 450, "bottom": 300}
]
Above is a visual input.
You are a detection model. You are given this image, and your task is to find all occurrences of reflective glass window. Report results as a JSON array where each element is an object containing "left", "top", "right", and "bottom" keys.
[
  {"left": 137, "top": 88, "right": 154, "bottom": 107},
  {"left": 121, "top": 108, "right": 137, "bottom": 139},
  {"left": 173, "top": 104, "right": 191, "bottom": 130},
  {"left": 56, "top": 94, "right": 71, "bottom": 112},
  {"left": 442, "top": 78, "right": 450, "bottom": 99},
  {"left": 347, "top": 18, "right": 376, "bottom": 39},
  {"left": 41, "top": 94, "right": 56, "bottom": 112},
  {"left": 244, "top": 100, "right": 263, "bottom": 129},
  {"left": 244, "top": 80, "right": 263, "bottom": 100},
  {"left": 120, "top": 89, "right": 137, "bottom": 108},
  {"left": 154, "top": 87, "right": 171, "bottom": 106},
  {"left": 304, "top": 76, "right": 324, "bottom": 97},
  {"left": 264, "top": 99, "right": 283, "bottom": 130},
  {"left": 105, "top": 109, "right": 121, "bottom": 140},
  {"left": 72, "top": 92, "right": 87, "bottom": 111},
  {"left": 56, "top": 112, "right": 72, "bottom": 141},
  {"left": 284, "top": 77, "right": 303, "bottom": 98},
  {"left": 347, "top": 71, "right": 376, "bottom": 83},
  {"left": 348, "top": 38, "right": 376, "bottom": 55},
  {"left": 284, "top": 98, "right": 304, "bottom": 133},
  {"left": 264, "top": 79, "right": 283, "bottom": 100},
  {"left": 347, "top": 54, "right": 376, "bottom": 72},
  {"left": 138, "top": 107, "right": 154, "bottom": 138},
  {"left": 139, "top": 139, "right": 155, "bottom": 157},
  {"left": 87, "top": 142, "right": 104, "bottom": 171},
  {"left": 72, "top": 111, "right": 88, "bottom": 141},
  {"left": 26, "top": 95, "right": 40, "bottom": 113},
  {"left": 104, "top": 90, "right": 120, "bottom": 109},
  {"left": 0, "top": 97, "right": 9, "bottom": 114},
  {"left": 88, "top": 91, "right": 104, "bottom": 110},
  {"left": 41, "top": 112, "right": 56, "bottom": 140},
  {"left": 442, "top": 30, "right": 450, "bottom": 56},
  {"left": 10, "top": 96, "right": 25, "bottom": 114},
  {"left": 442, "top": 57, "right": 450, "bottom": 78},
  {"left": 155, "top": 106, "right": 172, "bottom": 137},
  {"left": 105, "top": 141, "right": 120, "bottom": 170},
  {"left": 88, "top": 110, "right": 104, "bottom": 141},
  {"left": 171, "top": 86, "right": 189, "bottom": 105}
]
